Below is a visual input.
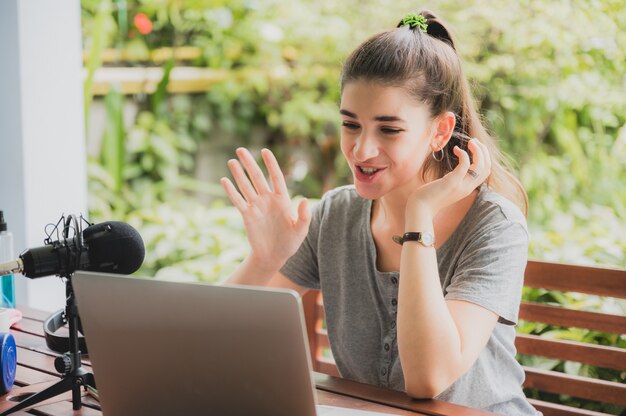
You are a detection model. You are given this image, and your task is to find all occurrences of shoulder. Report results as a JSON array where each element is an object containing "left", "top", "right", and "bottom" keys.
[
  {"left": 320, "top": 184, "right": 360, "bottom": 203},
  {"left": 308, "top": 185, "right": 368, "bottom": 231},
  {"left": 316, "top": 185, "right": 364, "bottom": 213},
  {"left": 305, "top": 185, "right": 368, "bottom": 246},
  {"left": 469, "top": 185, "right": 528, "bottom": 236},
  {"left": 449, "top": 185, "right": 529, "bottom": 253}
]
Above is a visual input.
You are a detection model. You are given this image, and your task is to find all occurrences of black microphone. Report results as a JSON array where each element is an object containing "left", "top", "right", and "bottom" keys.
[{"left": 0, "top": 221, "right": 145, "bottom": 278}]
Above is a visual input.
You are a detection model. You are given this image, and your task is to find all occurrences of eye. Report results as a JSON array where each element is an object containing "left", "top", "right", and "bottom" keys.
[
  {"left": 381, "top": 127, "right": 403, "bottom": 135},
  {"left": 342, "top": 121, "right": 360, "bottom": 130}
]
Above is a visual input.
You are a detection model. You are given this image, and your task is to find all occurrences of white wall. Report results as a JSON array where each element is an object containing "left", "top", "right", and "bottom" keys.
[{"left": 0, "top": 0, "right": 87, "bottom": 312}]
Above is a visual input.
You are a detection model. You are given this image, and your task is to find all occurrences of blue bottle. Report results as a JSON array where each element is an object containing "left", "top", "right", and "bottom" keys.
[
  {"left": 0, "top": 333, "right": 16, "bottom": 394},
  {"left": 0, "top": 212, "right": 16, "bottom": 308}
]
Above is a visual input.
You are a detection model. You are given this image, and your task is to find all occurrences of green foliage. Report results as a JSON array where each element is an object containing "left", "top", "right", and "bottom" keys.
[
  {"left": 82, "top": 0, "right": 116, "bottom": 130},
  {"left": 455, "top": 0, "right": 626, "bottom": 238},
  {"left": 85, "top": 0, "right": 626, "bottom": 268},
  {"left": 83, "top": 1, "right": 626, "bottom": 412},
  {"left": 126, "top": 200, "right": 249, "bottom": 283},
  {"left": 89, "top": 90, "right": 222, "bottom": 221},
  {"left": 529, "top": 202, "right": 626, "bottom": 268},
  {"left": 101, "top": 87, "right": 125, "bottom": 192}
]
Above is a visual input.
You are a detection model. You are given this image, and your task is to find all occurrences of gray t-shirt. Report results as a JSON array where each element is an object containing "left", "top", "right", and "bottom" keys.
[{"left": 281, "top": 184, "right": 540, "bottom": 415}]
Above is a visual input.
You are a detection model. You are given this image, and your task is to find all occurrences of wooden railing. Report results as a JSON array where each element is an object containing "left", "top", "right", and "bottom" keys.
[{"left": 301, "top": 260, "right": 626, "bottom": 416}]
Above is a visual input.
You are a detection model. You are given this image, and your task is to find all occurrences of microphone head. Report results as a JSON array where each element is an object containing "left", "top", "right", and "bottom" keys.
[{"left": 82, "top": 221, "right": 145, "bottom": 275}]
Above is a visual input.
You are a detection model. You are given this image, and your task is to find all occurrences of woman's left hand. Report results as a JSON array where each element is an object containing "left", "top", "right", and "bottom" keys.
[{"left": 406, "top": 138, "right": 491, "bottom": 219}]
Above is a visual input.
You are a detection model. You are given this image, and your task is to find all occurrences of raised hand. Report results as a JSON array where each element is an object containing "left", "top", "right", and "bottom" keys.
[
  {"left": 407, "top": 139, "right": 492, "bottom": 219},
  {"left": 221, "top": 148, "right": 311, "bottom": 273}
]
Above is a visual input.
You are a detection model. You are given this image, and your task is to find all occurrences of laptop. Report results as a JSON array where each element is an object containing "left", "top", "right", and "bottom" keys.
[{"left": 72, "top": 272, "right": 394, "bottom": 416}]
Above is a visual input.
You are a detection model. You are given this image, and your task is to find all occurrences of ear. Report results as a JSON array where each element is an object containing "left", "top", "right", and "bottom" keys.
[{"left": 430, "top": 111, "right": 456, "bottom": 151}]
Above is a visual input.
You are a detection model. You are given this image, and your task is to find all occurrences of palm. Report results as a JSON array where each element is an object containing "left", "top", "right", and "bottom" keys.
[{"left": 242, "top": 193, "right": 308, "bottom": 263}]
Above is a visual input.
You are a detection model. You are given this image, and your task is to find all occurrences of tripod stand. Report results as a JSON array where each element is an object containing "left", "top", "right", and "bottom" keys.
[{"left": 1, "top": 277, "right": 96, "bottom": 415}]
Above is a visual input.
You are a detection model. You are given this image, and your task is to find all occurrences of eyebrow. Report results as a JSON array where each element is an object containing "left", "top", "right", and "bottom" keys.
[{"left": 339, "top": 109, "right": 406, "bottom": 123}]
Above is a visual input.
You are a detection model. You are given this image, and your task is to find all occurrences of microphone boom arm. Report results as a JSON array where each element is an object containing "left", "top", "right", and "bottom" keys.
[{"left": 0, "top": 259, "right": 23, "bottom": 276}]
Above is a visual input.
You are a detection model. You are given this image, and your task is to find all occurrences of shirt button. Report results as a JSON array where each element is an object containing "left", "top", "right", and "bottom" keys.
[
  {"left": 391, "top": 298, "right": 397, "bottom": 307},
  {"left": 391, "top": 276, "right": 398, "bottom": 285},
  {"left": 384, "top": 343, "right": 390, "bottom": 351},
  {"left": 381, "top": 367, "right": 387, "bottom": 375},
  {"left": 390, "top": 320, "right": 396, "bottom": 329}
]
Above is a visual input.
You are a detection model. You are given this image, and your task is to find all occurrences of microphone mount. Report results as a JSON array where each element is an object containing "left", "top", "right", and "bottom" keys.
[{"left": 44, "top": 214, "right": 90, "bottom": 279}]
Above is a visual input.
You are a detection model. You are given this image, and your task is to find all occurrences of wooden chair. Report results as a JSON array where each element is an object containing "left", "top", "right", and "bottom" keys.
[{"left": 301, "top": 260, "right": 626, "bottom": 416}]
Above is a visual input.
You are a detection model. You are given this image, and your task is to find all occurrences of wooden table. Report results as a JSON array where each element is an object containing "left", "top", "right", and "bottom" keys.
[{"left": 0, "top": 306, "right": 495, "bottom": 415}]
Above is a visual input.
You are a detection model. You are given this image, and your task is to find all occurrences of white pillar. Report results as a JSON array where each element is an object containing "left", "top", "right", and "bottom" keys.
[{"left": 0, "top": 0, "right": 87, "bottom": 312}]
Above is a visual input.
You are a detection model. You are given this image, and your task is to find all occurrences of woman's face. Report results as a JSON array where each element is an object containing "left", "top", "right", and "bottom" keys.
[{"left": 340, "top": 81, "right": 436, "bottom": 200}]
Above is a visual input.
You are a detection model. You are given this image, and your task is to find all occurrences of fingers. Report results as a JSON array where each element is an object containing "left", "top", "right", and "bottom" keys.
[
  {"left": 261, "top": 149, "right": 289, "bottom": 195},
  {"left": 226, "top": 148, "right": 274, "bottom": 204},
  {"left": 295, "top": 198, "right": 311, "bottom": 234},
  {"left": 220, "top": 177, "right": 248, "bottom": 212},
  {"left": 452, "top": 139, "right": 490, "bottom": 183},
  {"left": 227, "top": 158, "right": 258, "bottom": 203},
  {"left": 453, "top": 144, "right": 471, "bottom": 176},
  {"left": 235, "top": 148, "right": 271, "bottom": 194},
  {"left": 467, "top": 139, "right": 490, "bottom": 181},
  {"left": 224, "top": 147, "right": 291, "bottom": 208},
  {"left": 466, "top": 139, "right": 483, "bottom": 179},
  {"left": 481, "top": 140, "right": 492, "bottom": 171}
]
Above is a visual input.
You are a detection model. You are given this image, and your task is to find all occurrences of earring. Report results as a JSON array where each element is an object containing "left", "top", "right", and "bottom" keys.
[{"left": 432, "top": 147, "right": 444, "bottom": 162}]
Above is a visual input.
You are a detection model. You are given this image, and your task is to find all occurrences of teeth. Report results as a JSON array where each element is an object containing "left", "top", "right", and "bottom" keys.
[{"left": 360, "top": 167, "right": 379, "bottom": 175}]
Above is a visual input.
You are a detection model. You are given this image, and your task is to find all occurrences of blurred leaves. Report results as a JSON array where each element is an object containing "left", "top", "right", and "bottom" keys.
[
  {"left": 101, "top": 87, "right": 125, "bottom": 192},
  {"left": 84, "top": 0, "right": 626, "bottom": 270},
  {"left": 127, "top": 200, "right": 248, "bottom": 283}
]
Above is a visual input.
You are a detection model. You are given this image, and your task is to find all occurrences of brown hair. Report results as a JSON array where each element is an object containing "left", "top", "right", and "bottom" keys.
[{"left": 340, "top": 10, "right": 528, "bottom": 215}]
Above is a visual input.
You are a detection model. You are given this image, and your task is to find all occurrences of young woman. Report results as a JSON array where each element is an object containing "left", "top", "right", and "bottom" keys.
[{"left": 221, "top": 10, "right": 540, "bottom": 416}]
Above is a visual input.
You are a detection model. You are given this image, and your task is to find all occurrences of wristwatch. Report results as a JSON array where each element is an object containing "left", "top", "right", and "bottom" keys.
[{"left": 392, "top": 231, "right": 435, "bottom": 247}]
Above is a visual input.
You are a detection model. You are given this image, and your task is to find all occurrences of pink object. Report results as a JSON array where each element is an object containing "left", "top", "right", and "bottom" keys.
[
  {"left": 134, "top": 13, "right": 153, "bottom": 35},
  {"left": 7, "top": 308, "right": 22, "bottom": 327}
]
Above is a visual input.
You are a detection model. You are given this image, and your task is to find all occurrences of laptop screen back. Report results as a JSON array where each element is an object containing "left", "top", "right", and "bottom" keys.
[{"left": 72, "top": 272, "right": 318, "bottom": 416}]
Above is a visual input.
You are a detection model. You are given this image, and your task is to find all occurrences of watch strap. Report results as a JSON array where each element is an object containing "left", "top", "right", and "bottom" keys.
[{"left": 391, "top": 232, "right": 435, "bottom": 246}]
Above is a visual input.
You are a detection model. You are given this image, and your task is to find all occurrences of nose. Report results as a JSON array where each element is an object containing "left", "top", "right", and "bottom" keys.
[{"left": 352, "top": 131, "right": 379, "bottom": 162}]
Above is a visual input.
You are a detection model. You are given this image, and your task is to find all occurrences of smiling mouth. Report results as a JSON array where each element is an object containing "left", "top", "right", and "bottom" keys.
[{"left": 357, "top": 166, "right": 383, "bottom": 176}]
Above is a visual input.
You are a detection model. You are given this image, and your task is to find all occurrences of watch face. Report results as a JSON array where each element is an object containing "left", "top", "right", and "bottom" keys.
[{"left": 421, "top": 232, "right": 434, "bottom": 246}]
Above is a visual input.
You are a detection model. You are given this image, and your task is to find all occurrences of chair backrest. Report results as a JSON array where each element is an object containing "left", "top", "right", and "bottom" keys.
[
  {"left": 518, "top": 261, "right": 626, "bottom": 416},
  {"left": 301, "top": 260, "right": 626, "bottom": 416}
]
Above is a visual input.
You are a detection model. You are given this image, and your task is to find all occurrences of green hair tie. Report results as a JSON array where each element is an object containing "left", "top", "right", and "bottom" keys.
[{"left": 400, "top": 13, "right": 428, "bottom": 33}]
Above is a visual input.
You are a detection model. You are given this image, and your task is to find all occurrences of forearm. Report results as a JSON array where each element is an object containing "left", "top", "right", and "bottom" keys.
[{"left": 397, "top": 210, "right": 462, "bottom": 397}]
